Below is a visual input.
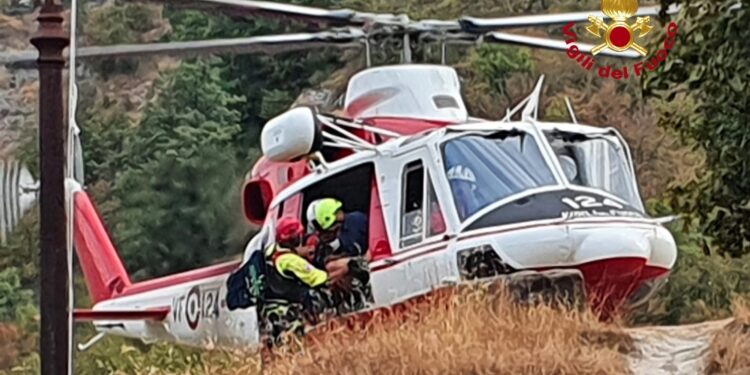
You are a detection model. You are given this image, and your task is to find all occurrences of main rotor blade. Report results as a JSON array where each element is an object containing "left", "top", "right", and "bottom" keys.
[
  {"left": 0, "top": 30, "right": 363, "bottom": 67},
  {"left": 460, "top": 4, "right": 680, "bottom": 32},
  {"left": 166, "top": 0, "right": 408, "bottom": 26},
  {"left": 485, "top": 32, "right": 641, "bottom": 59},
  {"left": 169, "top": 0, "right": 357, "bottom": 24}
]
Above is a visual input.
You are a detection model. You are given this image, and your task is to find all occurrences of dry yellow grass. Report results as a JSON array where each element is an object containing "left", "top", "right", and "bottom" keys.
[
  {"left": 706, "top": 298, "right": 750, "bottom": 375},
  {"left": 207, "top": 287, "right": 633, "bottom": 375}
]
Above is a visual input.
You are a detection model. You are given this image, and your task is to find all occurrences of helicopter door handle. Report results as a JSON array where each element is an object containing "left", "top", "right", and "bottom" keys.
[{"left": 442, "top": 233, "right": 457, "bottom": 241}]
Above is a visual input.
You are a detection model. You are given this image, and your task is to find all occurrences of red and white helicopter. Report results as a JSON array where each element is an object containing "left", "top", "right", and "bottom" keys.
[{"left": 4, "top": 0, "right": 680, "bottom": 352}]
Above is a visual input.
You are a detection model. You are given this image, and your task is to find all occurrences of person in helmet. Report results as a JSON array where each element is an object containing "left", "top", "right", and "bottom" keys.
[
  {"left": 446, "top": 164, "right": 482, "bottom": 219},
  {"left": 259, "top": 216, "right": 348, "bottom": 348},
  {"left": 309, "top": 198, "right": 369, "bottom": 261},
  {"left": 305, "top": 199, "right": 323, "bottom": 235},
  {"left": 307, "top": 198, "right": 372, "bottom": 313}
]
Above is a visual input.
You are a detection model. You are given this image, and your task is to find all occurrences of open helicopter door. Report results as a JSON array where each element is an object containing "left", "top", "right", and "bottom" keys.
[{"left": 369, "top": 147, "right": 456, "bottom": 306}]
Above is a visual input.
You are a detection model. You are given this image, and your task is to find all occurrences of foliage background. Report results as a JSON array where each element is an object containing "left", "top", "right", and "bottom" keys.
[{"left": 0, "top": 0, "right": 748, "bottom": 372}]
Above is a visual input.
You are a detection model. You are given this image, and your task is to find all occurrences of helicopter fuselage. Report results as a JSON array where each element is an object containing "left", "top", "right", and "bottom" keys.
[{"left": 80, "top": 118, "right": 676, "bottom": 350}]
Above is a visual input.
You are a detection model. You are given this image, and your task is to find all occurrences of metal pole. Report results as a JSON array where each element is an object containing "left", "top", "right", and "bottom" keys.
[{"left": 30, "top": 0, "right": 70, "bottom": 373}]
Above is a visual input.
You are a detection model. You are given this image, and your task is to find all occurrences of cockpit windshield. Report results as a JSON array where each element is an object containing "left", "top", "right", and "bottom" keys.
[
  {"left": 442, "top": 133, "right": 557, "bottom": 221},
  {"left": 548, "top": 134, "right": 642, "bottom": 210}
]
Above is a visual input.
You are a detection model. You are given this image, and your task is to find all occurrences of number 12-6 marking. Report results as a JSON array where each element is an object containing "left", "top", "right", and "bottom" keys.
[{"left": 561, "top": 195, "right": 624, "bottom": 210}]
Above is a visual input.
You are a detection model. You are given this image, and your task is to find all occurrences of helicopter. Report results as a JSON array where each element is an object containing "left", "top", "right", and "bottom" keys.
[{"left": 2, "top": 0, "right": 680, "bottom": 351}]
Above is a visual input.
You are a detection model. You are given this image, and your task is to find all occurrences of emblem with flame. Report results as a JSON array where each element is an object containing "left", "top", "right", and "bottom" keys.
[{"left": 587, "top": 0, "right": 653, "bottom": 56}]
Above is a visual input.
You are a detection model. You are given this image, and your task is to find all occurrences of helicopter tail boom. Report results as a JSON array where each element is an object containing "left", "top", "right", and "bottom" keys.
[{"left": 72, "top": 188, "right": 133, "bottom": 304}]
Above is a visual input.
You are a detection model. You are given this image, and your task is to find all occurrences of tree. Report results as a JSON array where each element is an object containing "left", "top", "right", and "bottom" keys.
[
  {"left": 164, "top": 7, "right": 346, "bottom": 154},
  {"left": 644, "top": 0, "right": 750, "bottom": 256},
  {"left": 112, "top": 60, "right": 247, "bottom": 279},
  {"left": 114, "top": 147, "right": 242, "bottom": 279},
  {"left": 83, "top": 2, "right": 169, "bottom": 77}
]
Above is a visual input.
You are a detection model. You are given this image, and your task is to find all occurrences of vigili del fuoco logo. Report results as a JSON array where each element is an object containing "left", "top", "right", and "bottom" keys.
[{"left": 562, "top": 0, "right": 678, "bottom": 80}]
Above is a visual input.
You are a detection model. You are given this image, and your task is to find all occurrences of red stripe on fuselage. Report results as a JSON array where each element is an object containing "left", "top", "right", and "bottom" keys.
[
  {"left": 115, "top": 261, "right": 240, "bottom": 299},
  {"left": 74, "top": 307, "right": 170, "bottom": 321}
]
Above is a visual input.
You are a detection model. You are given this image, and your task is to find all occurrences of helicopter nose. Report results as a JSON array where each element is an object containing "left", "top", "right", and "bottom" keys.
[
  {"left": 572, "top": 229, "right": 653, "bottom": 313},
  {"left": 573, "top": 230, "right": 651, "bottom": 265}
]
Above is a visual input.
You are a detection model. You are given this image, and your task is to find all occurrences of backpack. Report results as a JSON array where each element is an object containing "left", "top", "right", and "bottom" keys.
[{"left": 225, "top": 250, "right": 267, "bottom": 310}]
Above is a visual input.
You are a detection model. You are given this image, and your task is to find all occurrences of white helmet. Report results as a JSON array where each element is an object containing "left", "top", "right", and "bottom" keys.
[
  {"left": 447, "top": 165, "right": 477, "bottom": 190},
  {"left": 306, "top": 199, "right": 323, "bottom": 233}
]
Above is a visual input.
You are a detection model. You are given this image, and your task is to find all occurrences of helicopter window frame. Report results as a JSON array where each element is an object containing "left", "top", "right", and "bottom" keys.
[{"left": 398, "top": 159, "right": 446, "bottom": 249}]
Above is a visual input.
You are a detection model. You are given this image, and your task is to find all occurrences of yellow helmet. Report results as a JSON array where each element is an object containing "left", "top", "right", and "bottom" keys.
[{"left": 313, "top": 198, "right": 342, "bottom": 230}]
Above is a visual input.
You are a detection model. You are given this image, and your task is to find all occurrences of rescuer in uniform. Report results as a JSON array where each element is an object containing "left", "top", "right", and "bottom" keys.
[
  {"left": 306, "top": 198, "right": 373, "bottom": 314},
  {"left": 259, "top": 216, "right": 348, "bottom": 348}
]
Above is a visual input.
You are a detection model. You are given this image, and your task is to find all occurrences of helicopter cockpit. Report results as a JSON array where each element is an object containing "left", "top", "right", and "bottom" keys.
[{"left": 441, "top": 131, "right": 558, "bottom": 221}]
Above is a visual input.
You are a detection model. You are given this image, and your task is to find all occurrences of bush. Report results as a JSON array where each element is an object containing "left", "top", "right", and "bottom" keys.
[
  {"left": 0, "top": 268, "right": 34, "bottom": 323},
  {"left": 631, "top": 215, "right": 750, "bottom": 325},
  {"left": 644, "top": 0, "right": 750, "bottom": 257},
  {"left": 73, "top": 335, "right": 231, "bottom": 375},
  {"left": 0, "top": 323, "right": 21, "bottom": 370},
  {"left": 705, "top": 298, "right": 750, "bottom": 375}
]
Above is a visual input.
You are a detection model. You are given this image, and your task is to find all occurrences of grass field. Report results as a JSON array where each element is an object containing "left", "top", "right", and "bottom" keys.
[{"left": 198, "top": 288, "right": 634, "bottom": 375}]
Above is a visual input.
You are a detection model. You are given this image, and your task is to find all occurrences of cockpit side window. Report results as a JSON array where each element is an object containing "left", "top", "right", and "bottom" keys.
[
  {"left": 442, "top": 133, "right": 557, "bottom": 221},
  {"left": 547, "top": 134, "right": 642, "bottom": 210},
  {"left": 400, "top": 160, "right": 425, "bottom": 248}
]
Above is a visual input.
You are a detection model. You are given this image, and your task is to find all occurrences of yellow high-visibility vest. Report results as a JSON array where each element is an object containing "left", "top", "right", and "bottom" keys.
[{"left": 265, "top": 245, "right": 328, "bottom": 288}]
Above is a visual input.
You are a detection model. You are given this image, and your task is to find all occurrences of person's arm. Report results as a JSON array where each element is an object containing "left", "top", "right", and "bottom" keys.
[
  {"left": 339, "top": 212, "right": 369, "bottom": 256},
  {"left": 276, "top": 253, "right": 328, "bottom": 287}
]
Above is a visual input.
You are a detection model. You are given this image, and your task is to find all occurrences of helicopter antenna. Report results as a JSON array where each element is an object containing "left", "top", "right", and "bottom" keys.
[
  {"left": 364, "top": 38, "right": 372, "bottom": 67},
  {"left": 501, "top": 95, "right": 531, "bottom": 122},
  {"left": 521, "top": 75, "right": 545, "bottom": 121},
  {"left": 565, "top": 96, "right": 578, "bottom": 124},
  {"left": 402, "top": 34, "right": 412, "bottom": 63}
]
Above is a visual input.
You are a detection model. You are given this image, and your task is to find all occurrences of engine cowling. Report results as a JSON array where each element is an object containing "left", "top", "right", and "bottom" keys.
[{"left": 260, "top": 106, "right": 323, "bottom": 162}]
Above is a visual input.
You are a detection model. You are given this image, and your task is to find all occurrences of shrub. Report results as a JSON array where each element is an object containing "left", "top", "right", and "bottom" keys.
[{"left": 705, "top": 298, "right": 750, "bottom": 374}]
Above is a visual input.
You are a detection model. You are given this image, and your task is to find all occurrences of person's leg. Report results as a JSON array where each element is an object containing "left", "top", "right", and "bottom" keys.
[{"left": 348, "top": 256, "right": 373, "bottom": 311}]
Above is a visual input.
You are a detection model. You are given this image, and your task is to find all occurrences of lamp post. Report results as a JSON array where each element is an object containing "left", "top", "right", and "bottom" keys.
[{"left": 30, "top": 0, "right": 70, "bottom": 373}]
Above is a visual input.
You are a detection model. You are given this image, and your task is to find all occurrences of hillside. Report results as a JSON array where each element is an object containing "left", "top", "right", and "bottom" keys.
[{"left": 0, "top": 13, "right": 36, "bottom": 157}]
